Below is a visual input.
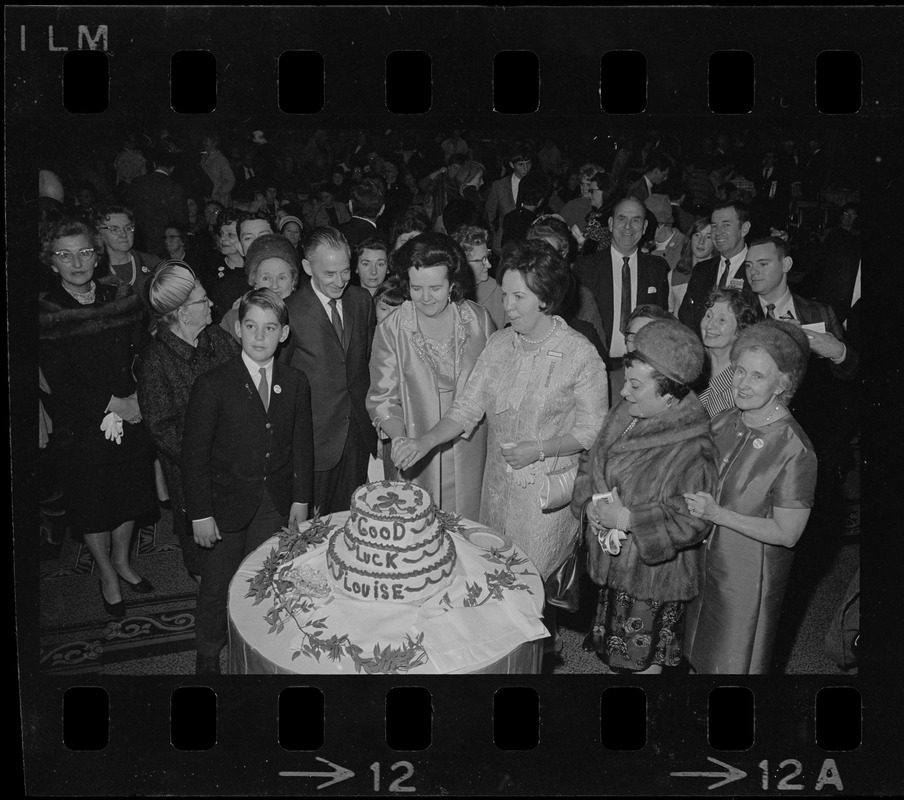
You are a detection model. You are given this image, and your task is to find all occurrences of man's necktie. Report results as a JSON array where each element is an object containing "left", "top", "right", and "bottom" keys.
[
  {"left": 766, "top": 303, "right": 776, "bottom": 320},
  {"left": 258, "top": 367, "right": 269, "bottom": 411},
  {"left": 620, "top": 256, "right": 632, "bottom": 335},
  {"left": 718, "top": 258, "right": 731, "bottom": 289},
  {"left": 329, "top": 298, "right": 345, "bottom": 348}
]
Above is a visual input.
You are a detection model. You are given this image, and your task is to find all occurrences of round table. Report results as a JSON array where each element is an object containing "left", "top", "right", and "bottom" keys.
[{"left": 227, "top": 512, "right": 548, "bottom": 674}]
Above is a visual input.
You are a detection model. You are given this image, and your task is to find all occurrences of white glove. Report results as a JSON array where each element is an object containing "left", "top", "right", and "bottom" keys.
[
  {"left": 100, "top": 411, "right": 124, "bottom": 444},
  {"left": 508, "top": 460, "right": 540, "bottom": 488}
]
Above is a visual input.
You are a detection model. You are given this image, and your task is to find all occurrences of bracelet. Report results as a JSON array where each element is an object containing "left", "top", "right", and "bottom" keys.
[
  {"left": 616, "top": 507, "right": 631, "bottom": 532},
  {"left": 537, "top": 438, "right": 546, "bottom": 461}
]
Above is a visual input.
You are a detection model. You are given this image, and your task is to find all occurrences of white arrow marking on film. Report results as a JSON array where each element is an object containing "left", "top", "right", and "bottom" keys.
[
  {"left": 671, "top": 756, "right": 747, "bottom": 789},
  {"left": 280, "top": 757, "right": 356, "bottom": 789}
]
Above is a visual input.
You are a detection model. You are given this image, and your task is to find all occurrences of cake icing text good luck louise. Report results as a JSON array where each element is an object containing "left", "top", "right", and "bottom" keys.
[{"left": 326, "top": 480, "right": 458, "bottom": 605}]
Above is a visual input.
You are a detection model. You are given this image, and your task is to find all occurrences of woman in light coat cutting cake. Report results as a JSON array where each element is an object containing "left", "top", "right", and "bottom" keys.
[
  {"left": 392, "top": 239, "right": 608, "bottom": 582},
  {"left": 367, "top": 233, "right": 495, "bottom": 520}
]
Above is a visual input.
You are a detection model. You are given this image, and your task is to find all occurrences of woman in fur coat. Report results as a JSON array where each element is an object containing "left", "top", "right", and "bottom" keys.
[
  {"left": 572, "top": 319, "right": 718, "bottom": 674},
  {"left": 39, "top": 218, "right": 156, "bottom": 619}
]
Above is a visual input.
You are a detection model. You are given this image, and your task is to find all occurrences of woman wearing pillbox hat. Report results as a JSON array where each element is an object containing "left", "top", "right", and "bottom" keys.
[
  {"left": 683, "top": 319, "right": 817, "bottom": 674},
  {"left": 571, "top": 318, "right": 719, "bottom": 673},
  {"left": 277, "top": 215, "right": 305, "bottom": 250},
  {"left": 137, "top": 261, "right": 239, "bottom": 580}
]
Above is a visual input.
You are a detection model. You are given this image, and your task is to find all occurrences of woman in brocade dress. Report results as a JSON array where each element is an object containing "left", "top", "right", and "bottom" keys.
[
  {"left": 393, "top": 239, "right": 608, "bottom": 582},
  {"left": 367, "top": 233, "right": 494, "bottom": 519},
  {"left": 683, "top": 320, "right": 817, "bottom": 674}
]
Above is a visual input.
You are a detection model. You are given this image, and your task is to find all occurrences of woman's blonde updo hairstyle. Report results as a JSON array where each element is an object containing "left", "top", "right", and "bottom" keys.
[{"left": 148, "top": 260, "right": 197, "bottom": 331}]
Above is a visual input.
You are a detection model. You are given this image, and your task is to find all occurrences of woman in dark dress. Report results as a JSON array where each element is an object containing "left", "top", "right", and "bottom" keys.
[
  {"left": 39, "top": 218, "right": 156, "bottom": 618},
  {"left": 206, "top": 209, "right": 249, "bottom": 323},
  {"left": 136, "top": 261, "right": 239, "bottom": 580}
]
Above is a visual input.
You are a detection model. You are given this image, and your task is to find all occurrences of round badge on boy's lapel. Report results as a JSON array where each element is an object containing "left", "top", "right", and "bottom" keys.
[
  {"left": 753, "top": 438, "right": 764, "bottom": 449},
  {"left": 273, "top": 385, "right": 281, "bottom": 394}
]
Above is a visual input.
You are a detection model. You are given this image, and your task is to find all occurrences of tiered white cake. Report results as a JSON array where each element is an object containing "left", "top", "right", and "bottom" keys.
[{"left": 326, "top": 480, "right": 457, "bottom": 605}]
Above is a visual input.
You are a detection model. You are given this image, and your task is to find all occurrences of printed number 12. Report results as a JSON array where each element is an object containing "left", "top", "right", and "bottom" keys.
[{"left": 370, "top": 761, "right": 415, "bottom": 793}]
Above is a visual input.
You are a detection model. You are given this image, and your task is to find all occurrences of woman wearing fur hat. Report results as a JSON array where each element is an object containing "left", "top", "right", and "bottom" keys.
[
  {"left": 219, "top": 233, "right": 301, "bottom": 344},
  {"left": 572, "top": 318, "right": 719, "bottom": 673},
  {"left": 683, "top": 320, "right": 817, "bottom": 674},
  {"left": 136, "top": 261, "right": 239, "bottom": 580},
  {"left": 39, "top": 218, "right": 157, "bottom": 618}
]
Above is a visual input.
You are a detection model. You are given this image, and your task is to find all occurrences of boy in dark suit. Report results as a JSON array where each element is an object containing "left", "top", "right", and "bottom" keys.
[{"left": 183, "top": 288, "right": 314, "bottom": 674}]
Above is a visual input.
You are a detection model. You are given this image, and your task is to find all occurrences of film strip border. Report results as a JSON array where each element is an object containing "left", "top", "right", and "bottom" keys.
[
  {"left": 42, "top": 48, "right": 865, "bottom": 116},
  {"left": 33, "top": 679, "right": 872, "bottom": 795},
  {"left": 6, "top": 6, "right": 902, "bottom": 120}
]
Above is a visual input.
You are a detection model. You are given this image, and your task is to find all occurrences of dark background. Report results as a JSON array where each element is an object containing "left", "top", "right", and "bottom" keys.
[{"left": 8, "top": 5, "right": 902, "bottom": 796}]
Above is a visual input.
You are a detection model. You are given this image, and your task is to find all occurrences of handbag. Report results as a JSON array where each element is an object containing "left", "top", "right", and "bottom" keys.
[
  {"left": 538, "top": 440, "right": 577, "bottom": 511},
  {"left": 544, "top": 506, "right": 587, "bottom": 613}
]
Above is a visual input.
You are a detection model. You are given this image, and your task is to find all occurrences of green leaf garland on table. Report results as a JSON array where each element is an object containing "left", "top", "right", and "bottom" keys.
[{"left": 245, "top": 510, "right": 536, "bottom": 673}]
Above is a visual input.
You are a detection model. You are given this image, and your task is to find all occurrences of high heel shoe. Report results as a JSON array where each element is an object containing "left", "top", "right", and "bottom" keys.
[
  {"left": 120, "top": 574, "right": 154, "bottom": 593},
  {"left": 99, "top": 581, "right": 127, "bottom": 619},
  {"left": 114, "top": 567, "right": 154, "bottom": 593}
]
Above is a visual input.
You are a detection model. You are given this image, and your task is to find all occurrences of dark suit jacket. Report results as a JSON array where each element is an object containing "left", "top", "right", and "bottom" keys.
[
  {"left": 777, "top": 294, "right": 859, "bottom": 465},
  {"left": 285, "top": 283, "right": 378, "bottom": 471},
  {"left": 626, "top": 177, "right": 651, "bottom": 203},
  {"left": 573, "top": 249, "right": 670, "bottom": 354},
  {"left": 777, "top": 294, "right": 858, "bottom": 382},
  {"left": 677, "top": 254, "right": 754, "bottom": 334},
  {"left": 339, "top": 216, "right": 379, "bottom": 250},
  {"left": 501, "top": 206, "right": 537, "bottom": 246},
  {"left": 754, "top": 164, "right": 792, "bottom": 217},
  {"left": 126, "top": 170, "right": 187, "bottom": 254},
  {"left": 181, "top": 355, "right": 314, "bottom": 532},
  {"left": 485, "top": 175, "right": 517, "bottom": 250}
]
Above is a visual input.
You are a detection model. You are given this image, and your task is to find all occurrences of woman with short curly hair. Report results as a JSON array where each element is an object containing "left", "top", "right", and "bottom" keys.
[{"left": 684, "top": 320, "right": 817, "bottom": 674}]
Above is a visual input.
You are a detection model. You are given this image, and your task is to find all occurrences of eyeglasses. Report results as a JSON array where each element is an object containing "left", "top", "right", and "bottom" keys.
[
  {"left": 468, "top": 256, "right": 491, "bottom": 265},
  {"left": 182, "top": 295, "right": 211, "bottom": 309},
  {"left": 99, "top": 225, "right": 136, "bottom": 236},
  {"left": 52, "top": 248, "right": 97, "bottom": 265}
]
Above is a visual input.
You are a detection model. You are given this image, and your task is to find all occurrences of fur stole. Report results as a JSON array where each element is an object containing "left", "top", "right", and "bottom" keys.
[
  {"left": 39, "top": 281, "right": 146, "bottom": 342},
  {"left": 597, "top": 392, "right": 712, "bottom": 457}
]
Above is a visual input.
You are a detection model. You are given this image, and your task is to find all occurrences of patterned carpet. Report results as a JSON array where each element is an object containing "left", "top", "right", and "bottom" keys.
[
  {"left": 39, "top": 457, "right": 860, "bottom": 676},
  {"left": 39, "top": 510, "right": 203, "bottom": 674}
]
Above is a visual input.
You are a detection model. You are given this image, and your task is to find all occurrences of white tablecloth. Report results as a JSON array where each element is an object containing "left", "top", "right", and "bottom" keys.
[{"left": 227, "top": 512, "right": 548, "bottom": 675}]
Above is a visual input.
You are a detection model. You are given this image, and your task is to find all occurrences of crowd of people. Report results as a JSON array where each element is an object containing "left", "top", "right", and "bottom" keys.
[{"left": 36, "top": 124, "right": 860, "bottom": 675}]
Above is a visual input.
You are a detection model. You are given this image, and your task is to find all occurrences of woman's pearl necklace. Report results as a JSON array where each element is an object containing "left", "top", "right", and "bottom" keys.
[
  {"left": 520, "top": 316, "right": 557, "bottom": 345},
  {"left": 744, "top": 401, "right": 782, "bottom": 427},
  {"left": 621, "top": 417, "right": 640, "bottom": 438}
]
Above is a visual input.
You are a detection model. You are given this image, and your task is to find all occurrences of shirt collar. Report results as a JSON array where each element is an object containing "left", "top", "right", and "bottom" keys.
[
  {"left": 610, "top": 244, "right": 637, "bottom": 266},
  {"left": 241, "top": 350, "right": 274, "bottom": 381},
  {"left": 760, "top": 286, "right": 795, "bottom": 319},
  {"left": 310, "top": 282, "right": 342, "bottom": 313}
]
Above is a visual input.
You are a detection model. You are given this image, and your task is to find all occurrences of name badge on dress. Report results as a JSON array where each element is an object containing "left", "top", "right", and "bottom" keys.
[{"left": 547, "top": 351, "right": 563, "bottom": 359}]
